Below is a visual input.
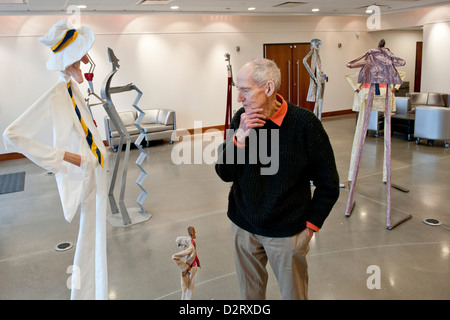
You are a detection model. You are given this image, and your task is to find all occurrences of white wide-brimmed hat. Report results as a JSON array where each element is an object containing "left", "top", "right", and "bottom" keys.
[{"left": 39, "top": 18, "right": 94, "bottom": 71}]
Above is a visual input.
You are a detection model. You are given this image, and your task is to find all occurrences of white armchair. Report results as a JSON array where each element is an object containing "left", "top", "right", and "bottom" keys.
[
  {"left": 105, "top": 108, "right": 176, "bottom": 151},
  {"left": 414, "top": 106, "right": 450, "bottom": 147}
]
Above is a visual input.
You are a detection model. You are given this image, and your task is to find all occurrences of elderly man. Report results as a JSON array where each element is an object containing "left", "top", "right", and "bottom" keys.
[
  {"left": 3, "top": 19, "right": 108, "bottom": 300},
  {"left": 215, "top": 58, "right": 340, "bottom": 300}
]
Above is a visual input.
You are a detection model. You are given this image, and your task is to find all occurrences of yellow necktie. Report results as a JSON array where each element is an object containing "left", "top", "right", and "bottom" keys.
[{"left": 67, "top": 83, "right": 104, "bottom": 167}]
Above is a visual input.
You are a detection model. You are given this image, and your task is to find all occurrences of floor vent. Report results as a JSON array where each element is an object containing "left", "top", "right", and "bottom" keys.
[
  {"left": 422, "top": 218, "right": 441, "bottom": 226},
  {"left": 55, "top": 242, "right": 73, "bottom": 252}
]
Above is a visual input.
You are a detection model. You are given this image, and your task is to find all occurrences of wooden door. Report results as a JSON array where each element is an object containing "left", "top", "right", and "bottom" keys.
[
  {"left": 414, "top": 41, "right": 422, "bottom": 92},
  {"left": 264, "top": 43, "right": 315, "bottom": 111},
  {"left": 293, "top": 44, "right": 315, "bottom": 111},
  {"left": 264, "top": 44, "right": 292, "bottom": 102}
]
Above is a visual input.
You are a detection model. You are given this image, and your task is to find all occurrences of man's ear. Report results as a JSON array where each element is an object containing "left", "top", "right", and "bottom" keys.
[{"left": 266, "top": 81, "right": 275, "bottom": 97}]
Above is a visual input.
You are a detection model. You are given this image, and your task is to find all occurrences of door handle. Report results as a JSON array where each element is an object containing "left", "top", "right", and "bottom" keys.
[
  {"left": 296, "top": 60, "right": 300, "bottom": 105},
  {"left": 288, "top": 60, "right": 291, "bottom": 101}
]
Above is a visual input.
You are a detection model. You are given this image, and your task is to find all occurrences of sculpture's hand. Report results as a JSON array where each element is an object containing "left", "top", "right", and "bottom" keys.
[{"left": 63, "top": 151, "right": 81, "bottom": 167}]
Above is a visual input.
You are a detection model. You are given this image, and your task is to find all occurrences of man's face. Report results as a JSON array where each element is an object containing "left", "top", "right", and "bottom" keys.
[{"left": 236, "top": 65, "right": 268, "bottom": 113}]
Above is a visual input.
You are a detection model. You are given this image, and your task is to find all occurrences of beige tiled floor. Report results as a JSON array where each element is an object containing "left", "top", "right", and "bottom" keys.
[{"left": 0, "top": 114, "right": 449, "bottom": 300}]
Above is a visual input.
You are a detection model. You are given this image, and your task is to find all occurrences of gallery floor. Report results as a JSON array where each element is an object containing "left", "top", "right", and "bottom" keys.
[{"left": 0, "top": 114, "right": 449, "bottom": 300}]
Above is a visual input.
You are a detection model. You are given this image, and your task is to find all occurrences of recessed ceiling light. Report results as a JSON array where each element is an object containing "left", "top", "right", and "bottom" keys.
[
  {"left": 248, "top": 7, "right": 256, "bottom": 11},
  {"left": 365, "top": 9, "right": 374, "bottom": 14},
  {"left": 312, "top": 8, "right": 319, "bottom": 12},
  {"left": 138, "top": 0, "right": 174, "bottom": 4},
  {"left": 77, "top": 5, "right": 87, "bottom": 9},
  {"left": 170, "top": 6, "right": 179, "bottom": 10},
  {"left": 274, "top": 2, "right": 308, "bottom": 8}
]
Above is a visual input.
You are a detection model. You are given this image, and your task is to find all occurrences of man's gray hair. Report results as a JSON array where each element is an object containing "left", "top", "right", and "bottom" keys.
[{"left": 248, "top": 58, "right": 281, "bottom": 93}]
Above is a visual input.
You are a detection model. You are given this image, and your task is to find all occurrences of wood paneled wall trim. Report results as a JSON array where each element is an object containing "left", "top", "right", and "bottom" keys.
[
  {"left": 0, "top": 109, "right": 354, "bottom": 162},
  {"left": 322, "top": 109, "right": 355, "bottom": 118},
  {"left": 0, "top": 152, "right": 26, "bottom": 162}
]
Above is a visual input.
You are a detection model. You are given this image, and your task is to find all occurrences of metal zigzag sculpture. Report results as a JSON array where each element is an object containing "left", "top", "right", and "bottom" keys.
[{"left": 100, "top": 47, "right": 151, "bottom": 227}]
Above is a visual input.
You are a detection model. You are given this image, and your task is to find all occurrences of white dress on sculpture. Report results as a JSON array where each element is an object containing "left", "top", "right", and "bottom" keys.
[
  {"left": 3, "top": 73, "right": 109, "bottom": 300},
  {"left": 303, "top": 39, "right": 326, "bottom": 119},
  {"left": 345, "top": 71, "right": 405, "bottom": 182}
]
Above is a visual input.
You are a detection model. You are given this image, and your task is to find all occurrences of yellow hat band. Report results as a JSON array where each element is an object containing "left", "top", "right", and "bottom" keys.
[{"left": 51, "top": 29, "right": 78, "bottom": 53}]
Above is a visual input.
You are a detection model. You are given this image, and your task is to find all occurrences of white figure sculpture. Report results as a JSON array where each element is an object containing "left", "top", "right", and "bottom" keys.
[
  {"left": 3, "top": 19, "right": 108, "bottom": 299},
  {"left": 303, "top": 39, "right": 326, "bottom": 120}
]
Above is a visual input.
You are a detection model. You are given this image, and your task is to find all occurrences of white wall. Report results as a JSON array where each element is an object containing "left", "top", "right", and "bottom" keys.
[
  {"left": 421, "top": 21, "right": 450, "bottom": 93},
  {"left": 0, "top": 13, "right": 423, "bottom": 154},
  {"left": 371, "top": 4, "right": 450, "bottom": 93}
]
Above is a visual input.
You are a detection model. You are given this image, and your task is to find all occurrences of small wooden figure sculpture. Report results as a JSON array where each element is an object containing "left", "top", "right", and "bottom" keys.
[{"left": 172, "top": 226, "right": 201, "bottom": 300}]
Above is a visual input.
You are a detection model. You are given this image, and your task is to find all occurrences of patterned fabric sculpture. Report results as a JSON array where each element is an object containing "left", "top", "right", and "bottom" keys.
[{"left": 345, "top": 39, "right": 407, "bottom": 229}]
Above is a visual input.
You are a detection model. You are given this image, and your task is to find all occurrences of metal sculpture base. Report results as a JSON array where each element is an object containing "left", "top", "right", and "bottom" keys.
[
  {"left": 345, "top": 199, "right": 412, "bottom": 230},
  {"left": 107, "top": 208, "right": 152, "bottom": 228}
]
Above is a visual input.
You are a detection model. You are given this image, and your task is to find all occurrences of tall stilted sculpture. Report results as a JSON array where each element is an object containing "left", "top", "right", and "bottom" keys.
[
  {"left": 100, "top": 47, "right": 151, "bottom": 227},
  {"left": 345, "top": 39, "right": 411, "bottom": 230},
  {"left": 3, "top": 19, "right": 108, "bottom": 299},
  {"left": 303, "top": 39, "right": 327, "bottom": 120},
  {"left": 345, "top": 70, "right": 406, "bottom": 183},
  {"left": 224, "top": 53, "right": 234, "bottom": 139}
]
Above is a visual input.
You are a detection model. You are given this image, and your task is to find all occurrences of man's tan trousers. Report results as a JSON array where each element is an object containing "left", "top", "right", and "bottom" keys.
[{"left": 231, "top": 222, "right": 310, "bottom": 300}]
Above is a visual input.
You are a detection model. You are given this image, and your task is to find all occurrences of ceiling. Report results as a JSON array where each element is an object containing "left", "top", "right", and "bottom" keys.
[{"left": 0, "top": 0, "right": 449, "bottom": 16}]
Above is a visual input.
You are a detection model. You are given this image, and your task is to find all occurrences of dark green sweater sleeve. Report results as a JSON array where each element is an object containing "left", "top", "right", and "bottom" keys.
[{"left": 304, "top": 114, "right": 340, "bottom": 229}]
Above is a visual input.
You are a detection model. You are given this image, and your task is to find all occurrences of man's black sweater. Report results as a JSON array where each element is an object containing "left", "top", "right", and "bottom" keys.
[{"left": 215, "top": 100, "right": 340, "bottom": 237}]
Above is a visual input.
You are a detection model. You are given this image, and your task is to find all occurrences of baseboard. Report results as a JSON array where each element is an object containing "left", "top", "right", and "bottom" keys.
[
  {"left": 0, "top": 141, "right": 110, "bottom": 162},
  {"left": 176, "top": 110, "right": 355, "bottom": 136},
  {"left": 181, "top": 125, "right": 225, "bottom": 136},
  {"left": 0, "top": 110, "right": 355, "bottom": 162},
  {"left": 0, "top": 152, "right": 26, "bottom": 161},
  {"left": 321, "top": 109, "right": 355, "bottom": 118}
]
